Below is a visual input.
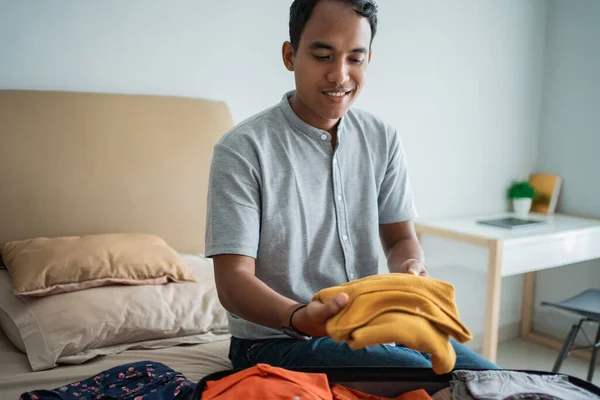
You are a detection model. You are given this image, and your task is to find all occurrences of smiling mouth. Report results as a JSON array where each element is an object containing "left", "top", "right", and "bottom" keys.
[{"left": 322, "top": 90, "right": 353, "bottom": 97}]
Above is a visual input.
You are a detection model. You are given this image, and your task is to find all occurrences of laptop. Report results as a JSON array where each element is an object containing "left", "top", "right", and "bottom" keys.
[{"left": 477, "top": 217, "right": 547, "bottom": 229}]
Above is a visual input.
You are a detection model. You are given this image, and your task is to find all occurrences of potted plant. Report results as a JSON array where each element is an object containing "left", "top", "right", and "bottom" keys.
[{"left": 508, "top": 181, "right": 536, "bottom": 217}]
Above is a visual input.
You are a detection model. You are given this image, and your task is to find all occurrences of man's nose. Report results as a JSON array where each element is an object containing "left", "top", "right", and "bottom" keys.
[{"left": 326, "top": 60, "right": 350, "bottom": 86}]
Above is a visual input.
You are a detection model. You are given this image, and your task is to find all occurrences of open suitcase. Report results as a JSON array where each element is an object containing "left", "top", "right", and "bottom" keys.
[{"left": 192, "top": 366, "right": 600, "bottom": 399}]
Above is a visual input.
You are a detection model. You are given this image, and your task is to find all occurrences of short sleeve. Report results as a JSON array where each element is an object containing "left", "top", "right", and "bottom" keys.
[
  {"left": 205, "top": 143, "right": 261, "bottom": 258},
  {"left": 378, "top": 131, "right": 418, "bottom": 224}
]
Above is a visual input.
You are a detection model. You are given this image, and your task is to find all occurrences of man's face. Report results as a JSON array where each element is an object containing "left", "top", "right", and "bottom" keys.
[{"left": 283, "top": 0, "right": 372, "bottom": 130}]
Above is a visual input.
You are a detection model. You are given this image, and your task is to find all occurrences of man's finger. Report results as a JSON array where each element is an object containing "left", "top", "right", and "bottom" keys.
[
  {"left": 334, "top": 292, "right": 349, "bottom": 307},
  {"left": 407, "top": 266, "right": 420, "bottom": 276},
  {"left": 320, "top": 293, "right": 349, "bottom": 318}
]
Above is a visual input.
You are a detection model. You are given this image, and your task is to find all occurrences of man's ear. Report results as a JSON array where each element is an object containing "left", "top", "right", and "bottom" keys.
[{"left": 282, "top": 41, "right": 295, "bottom": 72}]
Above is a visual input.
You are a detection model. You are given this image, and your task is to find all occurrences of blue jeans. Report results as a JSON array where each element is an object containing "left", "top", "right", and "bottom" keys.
[{"left": 229, "top": 336, "right": 499, "bottom": 370}]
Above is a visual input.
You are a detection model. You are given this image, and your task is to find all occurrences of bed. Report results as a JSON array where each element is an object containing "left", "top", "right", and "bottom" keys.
[
  {"left": 0, "top": 330, "right": 232, "bottom": 398},
  {"left": 0, "top": 89, "right": 235, "bottom": 398}
]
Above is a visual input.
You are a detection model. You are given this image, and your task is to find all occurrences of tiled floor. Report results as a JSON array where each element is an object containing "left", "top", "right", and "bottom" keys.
[{"left": 495, "top": 338, "right": 599, "bottom": 386}]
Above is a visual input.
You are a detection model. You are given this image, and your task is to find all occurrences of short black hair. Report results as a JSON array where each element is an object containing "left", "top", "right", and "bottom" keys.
[{"left": 289, "top": 0, "right": 378, "bottom": 51}]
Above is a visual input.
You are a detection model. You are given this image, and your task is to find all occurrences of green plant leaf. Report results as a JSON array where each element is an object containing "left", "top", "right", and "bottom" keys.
[{"left": 507, "top": 181, "right": 537, "bottom": 199}]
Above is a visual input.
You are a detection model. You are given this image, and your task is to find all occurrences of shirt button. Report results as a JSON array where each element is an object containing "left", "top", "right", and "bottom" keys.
[
  {"left": 349, "top": 273, "right": 355, "bottom": 279},
  {"left": 333, "top": 158, "right": 337, "bottom": 165},
  {"left": 320, "top": 134, "right": 327, "bottom": 140},
  {"left": 337, "top": 195, "right": 342, "bottom": 201},
  {"left": 342, "top": 234, "right": 348, "bottom": 241}
]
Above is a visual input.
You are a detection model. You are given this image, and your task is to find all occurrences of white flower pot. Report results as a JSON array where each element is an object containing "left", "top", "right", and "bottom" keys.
[{"left": 513, "top": 198, "right": 532, "bottom": 217}]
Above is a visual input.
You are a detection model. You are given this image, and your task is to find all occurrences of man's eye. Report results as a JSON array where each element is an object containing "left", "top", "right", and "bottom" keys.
[
  {"left": 350, "top": 58, "right": 364, "bottom": 65},
  {"left": 313, "top": 55, "right": 330, "bottom": 61}
]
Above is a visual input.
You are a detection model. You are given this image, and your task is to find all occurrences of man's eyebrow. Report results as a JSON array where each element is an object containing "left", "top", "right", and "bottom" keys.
[
  {"left": 350, "top": 47, "right": 368, "bottom": 54},
  {"left": 308, "top": 41, "right": 367, "bottom": 54},
  {"left": 308, "top": 41, "right": 336, "bottom": 51}
]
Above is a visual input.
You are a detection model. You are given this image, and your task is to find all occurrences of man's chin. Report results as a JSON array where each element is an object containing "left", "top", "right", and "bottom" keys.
[
  {"left": 322, "top": 98, "right": 355, "bottom": 120},
  {"left": 319, "top": 106, "right": 349, "bottom": 121}
]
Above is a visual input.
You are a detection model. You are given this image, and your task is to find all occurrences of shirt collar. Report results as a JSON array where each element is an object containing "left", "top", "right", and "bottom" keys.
[{"left": 279, "top": 90, "right": 346, "bottom": 144}]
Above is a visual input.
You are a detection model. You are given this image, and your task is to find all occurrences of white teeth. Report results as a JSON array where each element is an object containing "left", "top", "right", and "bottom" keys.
[{"left": 325, "top": 91, "right": 347, "bottom": 97}]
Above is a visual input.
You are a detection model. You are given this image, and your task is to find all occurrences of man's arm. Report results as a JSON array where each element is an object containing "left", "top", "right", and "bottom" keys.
[
  {"left": 208, "top": 143, "right": 348, "bottom": 338},
  {"left": 379, "top": 220, "right": 429, "bottom": 276},
  {"left": 213, "top": 254, "right": 298, "bottom": 330},
  {"left": 213, "top": 254, "right": 348, "bottom": 337}
]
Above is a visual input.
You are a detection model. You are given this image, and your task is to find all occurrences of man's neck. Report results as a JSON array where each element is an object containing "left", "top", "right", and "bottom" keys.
[{"left": 288, "top": 94, "right": 339, "bottom": 134}]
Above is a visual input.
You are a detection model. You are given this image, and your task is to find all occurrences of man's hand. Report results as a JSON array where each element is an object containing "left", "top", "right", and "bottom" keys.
[
  {"left": 398, "top": 258, "right": 430, "bottom": 277},
  {"left": 379, "top": 221, "right": 428, "bottom": 277},
  {"left": 283, "top": 293, "right": 349, "bottom": 338}
]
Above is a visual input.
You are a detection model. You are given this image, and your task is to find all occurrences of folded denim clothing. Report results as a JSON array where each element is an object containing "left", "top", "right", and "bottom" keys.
[
  {"left": 450, "top": 370, "right": 600, "bottom": 400},
  {"left": 503, "top": 394, "right": 563, "bottom": 400}
]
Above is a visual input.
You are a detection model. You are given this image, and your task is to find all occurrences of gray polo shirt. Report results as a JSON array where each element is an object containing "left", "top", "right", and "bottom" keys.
[{"left": 205, "top": 90, "right": 417, "bottom": 340}]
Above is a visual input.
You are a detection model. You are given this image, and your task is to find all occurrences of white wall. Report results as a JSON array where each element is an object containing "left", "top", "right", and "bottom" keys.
[
  {"left": 0, "top": 0, "right": 293, "bottom": 123},
  {"left": 0, "top": 0, "right": 548, "bottom": 340},
  {"left": 358, "top": 0, "right": 545, "bottom": 218},
  {"left": 533, "top": 0, "right": 600, "bottom": 342}
]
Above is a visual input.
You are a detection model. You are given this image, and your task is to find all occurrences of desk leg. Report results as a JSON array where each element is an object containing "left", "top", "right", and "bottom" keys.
[
  {"left": 483, "top": 240, "right": 503, "bottom": 363},
  {"left": 520, "top": 272, "right": 537, "bottom": 338}
]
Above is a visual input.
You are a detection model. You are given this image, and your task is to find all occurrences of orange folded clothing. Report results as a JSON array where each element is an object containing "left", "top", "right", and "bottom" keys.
[
  {"left": 331, "top": 385, "right": 432, "bottom": 400},
  {"left": 312, "top": 274, "right": 472, "bottom": 374},
  {"left": 201, "top": 363, "right": 332, "bottom": 399}
]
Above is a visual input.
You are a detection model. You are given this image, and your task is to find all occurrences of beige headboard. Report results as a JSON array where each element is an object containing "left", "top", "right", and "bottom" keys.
[{"left": 0, "top": 90, "right": 233, "bottom": 254}]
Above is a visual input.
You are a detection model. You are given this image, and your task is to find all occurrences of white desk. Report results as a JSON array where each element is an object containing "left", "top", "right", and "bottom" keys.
[{"left": 414, "top": 212, "right": 600, "bottom": 363}]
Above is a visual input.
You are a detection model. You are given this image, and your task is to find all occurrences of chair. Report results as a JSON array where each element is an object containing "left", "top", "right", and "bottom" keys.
[{"left": 541, "top": 288, "right": 600, "bottom": 382}]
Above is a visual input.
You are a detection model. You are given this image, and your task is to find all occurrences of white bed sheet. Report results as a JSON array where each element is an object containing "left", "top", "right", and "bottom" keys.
[{"left": 0, "top": 328, "right": 232, "bottom": 399}]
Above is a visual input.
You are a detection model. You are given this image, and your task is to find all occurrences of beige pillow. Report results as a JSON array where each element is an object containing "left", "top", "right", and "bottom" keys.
[
  {"left": 0, "top": 253, "right": 229, "bottom": 371},
  {"left": 1, "top": 233, "right": 195, "bottom": 296}
]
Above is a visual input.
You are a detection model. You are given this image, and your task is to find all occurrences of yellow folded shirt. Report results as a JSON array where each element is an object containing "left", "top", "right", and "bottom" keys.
[{"left": 312, "top": 273, "right": 472, "bottom": 374}]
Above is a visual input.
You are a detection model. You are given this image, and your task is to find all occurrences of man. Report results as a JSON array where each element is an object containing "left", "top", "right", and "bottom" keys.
[{"left": 205, "top": 0, "right": 497, "bottom": 370}]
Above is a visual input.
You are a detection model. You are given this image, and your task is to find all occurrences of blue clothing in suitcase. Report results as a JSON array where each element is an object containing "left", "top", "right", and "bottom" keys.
[{"left": 19, "top": 361, "right": 195, "bottom": 400}]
